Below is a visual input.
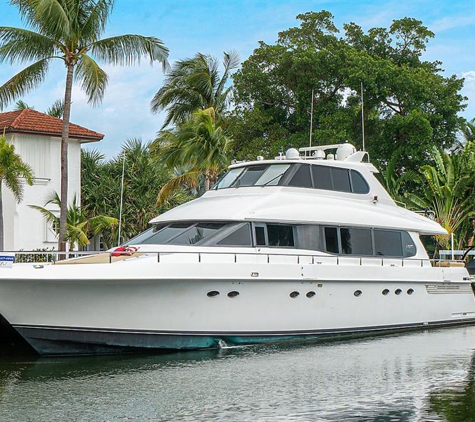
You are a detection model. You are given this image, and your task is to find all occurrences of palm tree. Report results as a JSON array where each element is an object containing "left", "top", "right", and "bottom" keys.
[
  {"left": 0, "top": 132, "right": 34, "bottom": 250},
  {"left": 156, "top": 108, "right": 233, "bottom": 204},
  {"left": 30, "top": 191, "right": 117, "bottom": 251},
  {"left": 0, "top": 0, "right": 169, "bottom": 252},
  {"left": 461, "top": 117, "right": 475, "bottom": 143},
  {"left": 406, "top": 145, "right": 475, "bottom": 252},
  {"left": 151, "top": 51, "right": 239, "bottom": 128}
]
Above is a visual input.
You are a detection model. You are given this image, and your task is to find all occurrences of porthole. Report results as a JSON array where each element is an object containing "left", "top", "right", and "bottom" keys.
[
  {"left": 382, "top": 289, "right": 390, "bottom": 296},
  {"left": 290, "top": 291, "right": 300, "bottom": 298},
  {"left": 354, "top": 290, "right": 362, "bottom": 297},
  {"left": 228, "top": 291, "right": 240, "bottom": 298},
  {"left": 207, "top": 291, "right": 220, "bottom": 298},
  {"left": 407, "top": 288, "right": 414, "bottom": 295},
  {"left": 395, "top": 289, "right": 402, "bottom": 295},
  {"left": 306, "top": 291, "right": 316, "bottom": 298}
]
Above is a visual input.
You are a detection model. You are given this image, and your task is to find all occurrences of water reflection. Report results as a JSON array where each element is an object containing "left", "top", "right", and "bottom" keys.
[{"left": 0, "top": 327, "right": 474, "bottom": 421}]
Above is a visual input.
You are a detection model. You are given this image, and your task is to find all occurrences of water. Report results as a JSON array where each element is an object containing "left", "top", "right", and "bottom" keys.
[{"left": 0, "top": 327, "right": 475, "bottom": 421}]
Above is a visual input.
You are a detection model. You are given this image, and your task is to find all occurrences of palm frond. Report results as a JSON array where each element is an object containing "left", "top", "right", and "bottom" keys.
[
  {"left": 91, "top": 35, "right": 169, "bottom": 68},
  {"left": 0, "top": 58, "right": 49, "bottom": 110},
  {"left": 75, "top": 54, "right": 108, "bottom": 105},
  {"left": 156, "top": 169, "right": 201, "bottom": 206}
]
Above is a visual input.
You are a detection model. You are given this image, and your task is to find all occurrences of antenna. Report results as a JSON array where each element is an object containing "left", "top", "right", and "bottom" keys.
[
  {"left": 361, "top": 82, "right": 365, "bottom": 151},
  {"left": 117, "top": 151, "right": 126, "bottom": 246},
  {"left": 309, "top": 89, "right": 314, "bottom": 148}
]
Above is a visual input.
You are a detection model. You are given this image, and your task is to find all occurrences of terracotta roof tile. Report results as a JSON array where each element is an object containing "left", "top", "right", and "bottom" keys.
[{"left": 0, "top": 109, "right": 104, "bottom": 142}]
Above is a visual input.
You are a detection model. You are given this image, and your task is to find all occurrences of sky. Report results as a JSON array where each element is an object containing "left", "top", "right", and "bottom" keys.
[{"left": 0, "top": 0, "right": 474, "bottom": 158}]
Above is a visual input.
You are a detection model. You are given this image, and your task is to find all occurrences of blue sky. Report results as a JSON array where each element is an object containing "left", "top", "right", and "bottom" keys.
[{"left": 1, "top": 0, "right": 474, "bottom": 158}]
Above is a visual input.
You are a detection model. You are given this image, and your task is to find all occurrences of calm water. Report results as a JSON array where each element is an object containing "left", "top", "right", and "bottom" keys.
[{"left": 0, "top": 327, "right": 475, "bottom": 421}]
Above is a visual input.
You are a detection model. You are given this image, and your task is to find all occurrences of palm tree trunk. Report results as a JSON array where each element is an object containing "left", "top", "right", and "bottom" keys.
[
  {"left": 58, "top": 64, "right": 74, "bottom": 253},
  {"left": 0, "top": 182, "right": 4, "bottom": 251}
]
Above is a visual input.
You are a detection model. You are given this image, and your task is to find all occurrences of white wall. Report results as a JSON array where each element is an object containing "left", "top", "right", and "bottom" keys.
[{"left": 2, "top": 133, "right": 83, "bottom": 251}]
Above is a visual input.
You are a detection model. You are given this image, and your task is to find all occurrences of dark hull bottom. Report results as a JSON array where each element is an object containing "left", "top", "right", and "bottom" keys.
[{"left": 14, "top": 318, "right": 475, "bottom": 356}]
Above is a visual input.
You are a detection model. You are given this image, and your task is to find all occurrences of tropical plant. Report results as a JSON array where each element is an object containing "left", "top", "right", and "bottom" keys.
[
  {"left": 405, "top": 144, "right": 475, "bottom": 252},
  {"left": 461, "top": 117, "right": 475, "bottom": 143},
  {"left": 151, "top": 51, "right": 239, "bottom": 128},
  {"left": 30, "top": 191, "right": 117, "bottom": 251},
  {"left": 0, "top": 0, "right": 169, "bottom": 252},
  {"left": 0, "top": 132, "right": 34, "bottom": 250},
  {"left": 156, "top": 108, "right": 233, "bottom": 204},
  {"left": 81, "top": 139, "right": 190, "bottom": 247},
  {"left": 14, "top": 98, "right": 64, "bottom": 117}
]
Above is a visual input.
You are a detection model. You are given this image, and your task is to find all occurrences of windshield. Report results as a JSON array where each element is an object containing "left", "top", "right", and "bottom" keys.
[{"left": 215, "top": 164, "right": 291, "bottom": 189}]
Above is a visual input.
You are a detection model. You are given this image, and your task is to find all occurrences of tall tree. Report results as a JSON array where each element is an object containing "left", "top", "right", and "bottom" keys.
[
  {"left": 0, "top": 132, "right": 34, "bottom": 250},
  {"left": 155, "top": 108, "right": 233, "bottom": 204},
  {"left": 151, "top": 51, "right": 239, "bottom": 128},
  {"left": 0, "top": 0, "right": 169, "bottom": 252},
  {"left": 230, "top": 11, "right": 466, "bottom": 172}
]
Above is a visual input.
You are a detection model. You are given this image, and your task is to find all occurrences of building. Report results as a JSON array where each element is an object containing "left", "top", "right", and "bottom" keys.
[{"left": 0, "top": 109, "right": 103, "bottom": 251}]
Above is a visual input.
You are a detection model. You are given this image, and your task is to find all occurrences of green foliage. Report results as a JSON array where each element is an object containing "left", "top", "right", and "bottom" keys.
[
  {"left": 29, "top": 191, "right": 118, "bottom": 251},
  {"left": 151, "top": 51, "right": 239, "bottom": 128},
  {"left": 81, "top": 139, "right": 190, "bottom": 247},
  {"left": 229, "top": 11, "right": 466, "bottom": 172}
]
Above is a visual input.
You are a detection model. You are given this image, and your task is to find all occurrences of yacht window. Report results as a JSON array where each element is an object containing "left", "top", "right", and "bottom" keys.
[
  {"left": 255, "top": 226, "right": 266, "bottom": 246},
  {"left": 267, "top": 224, "right": 294, "bottom": 247},
  {"left": 296, "top": 225, "right": 321, "bottom": 250},
  {"left": 255, "top": 164, "right": 291, "bottom": 186},
  {"left": 324, "top": 227, "right": 339, "bottom": 253},
  {"left": 234, "top": 165, "right": 268, "bottom": 187},
  {"left": 214, "top": 167, "right": 244, "bottom": 189},
  {"left": 350, "top": 170, "right": 370, "bottom": 194},
  {"left": 341, "top": 227, "right": 373, "bottom": 255},
  {"left": 217, "top": 224, "right": 252, "bottom": 246},
  {"left": 374, "top": 229, "right": 403, "bottom": 256},
  {"left": 287, "top": 165, "right": 312, "bottom": 188},
  {"left": 312, "top": 166, "right": 333, "bottom": 190},
  {"left": 331, "top": 168, "right": 351, "bottom": 192},
  {"left": 402, "top": 232, "right": 417, "bottom": 257},
  {"left": 140, "top": 222, "right": 194, "bottom": 245},
  {"left": 168, "top": 222, "right": 226, "bottom": 245}
]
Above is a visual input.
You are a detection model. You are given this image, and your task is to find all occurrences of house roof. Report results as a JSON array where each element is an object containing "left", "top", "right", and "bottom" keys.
[{"left": 0, "top": 108, "right": 104, "bottom": 142}]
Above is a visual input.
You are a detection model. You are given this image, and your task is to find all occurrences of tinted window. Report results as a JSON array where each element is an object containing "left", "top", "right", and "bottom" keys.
[
  {"left": 168, "top": 223, "right": 225, "bottom": 245},
  {"left": 312, "top": 166, "right": 333, "bottom": 190},
  {"left": 331, "top": 168, "right": 351, "bottom": 192},
  {"left": 402, "top": 232, "right": 417, "bottom": 257},
  {"left": 341, "top": 228, "right": 373, "bottom": 255},
  {"left": 214, "top": 168, "right": 244, "bottom": 189},
  {"left": 374, "top": 230, "right": 403, "bottom": 256},
  {"left": 324, "top": 227, "right": 339, "bottom": 253},
  {"left": 288, "top": 165, "right": 312, "bottom": 188},
  {"left": 142, "top": 222, "right": 194, "bottom": 245},
  {"left": 296, "top": 225, "right": 321, "bottom": 251},
  {"left": 267, "top": 225, "right": 294, "bottom": 247},
  {"left": 255, "top": 164, "right": 291, "bottom": 186},
  {"left": 350, "top": 170, "right": 369, "bottom": 194},
  {"left": 235, "top": 165, "right": 268, "bottom": 187},
  {"left": 255, "top": 226, "right": 266, "bottom": 246},
  {"left": 217, "top": 224, "right": 252, "bottom": 246}
]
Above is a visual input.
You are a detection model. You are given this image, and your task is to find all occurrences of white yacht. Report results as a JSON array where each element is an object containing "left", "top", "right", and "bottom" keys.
[{"left": 0, "top": 143, "right": 474, "bottom": 355}]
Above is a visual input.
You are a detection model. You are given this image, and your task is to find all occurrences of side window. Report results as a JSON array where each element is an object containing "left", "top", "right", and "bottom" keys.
[
  {"left": 217, "top": 224, "right": 252, "bottom": 246},
  {"left": 374, "top": 230, "right": 403, "bottom": 256},
  {"left": 295, "top": 225, "right": 321, "bottom": 251},
  {"left": 340, "top": 227, "right": 373, "bottom": 255},
  {"left": 402, "top": 232, "right": 417, "bottom": 257},
  {"left": 287, "top": 164, "right": 312, "bottom": 188},
  {"left": 331, "top": 168, "right": 351, "bottom": 192},
  {"left": 255, "top": 226, "right": 266, "bottom": 246},
  {"left": 312, "top": 166, "right": 333, "bottom": 190},
  {"left": 267, "top": 225, "right": 294, "bottom": 247},
  {"left": 350, "top": 170, "right": 370, "bottom": 194},
  {"left": 324, "top": 227, "right": 339, "bottom": 253}
]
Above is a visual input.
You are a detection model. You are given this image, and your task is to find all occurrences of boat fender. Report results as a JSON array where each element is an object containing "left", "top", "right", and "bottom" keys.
[{"left": 111, "top": 246, "right": 138, "bottom": 257}]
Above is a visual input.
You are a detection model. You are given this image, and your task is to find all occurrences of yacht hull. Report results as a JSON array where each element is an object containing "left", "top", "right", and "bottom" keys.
[{"left": 1, "top": 254, "right": 475, "bottom": 355}]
